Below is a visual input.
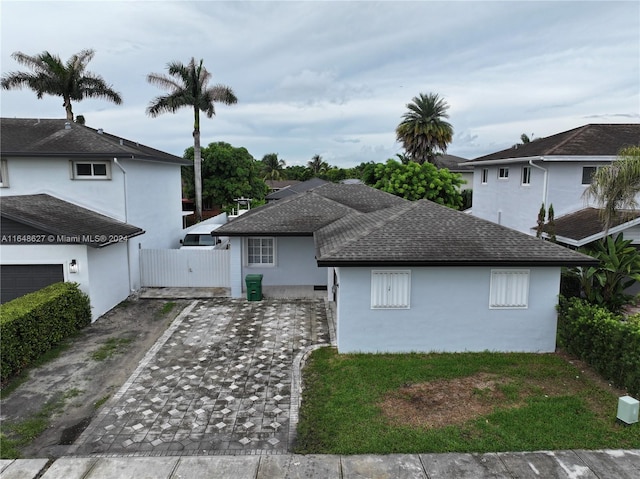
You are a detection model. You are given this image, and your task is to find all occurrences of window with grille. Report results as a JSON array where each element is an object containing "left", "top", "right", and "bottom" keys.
[
  {"left": 371, "top": 270, "right": 411, "bottom": 309},
  {"left": 246, "top": 237, "right": 275, "bottom": 266},
  {"left": 489, "top": 269, "right": 530, "bottom": 309}
]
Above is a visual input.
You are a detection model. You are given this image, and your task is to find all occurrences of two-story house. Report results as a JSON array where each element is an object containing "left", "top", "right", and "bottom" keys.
[
  {"left": 465, "top": 124, "right": 640, "bottom": 247},
  {"left": 0, "top": 118, "right": 190, "bottom": 320}
]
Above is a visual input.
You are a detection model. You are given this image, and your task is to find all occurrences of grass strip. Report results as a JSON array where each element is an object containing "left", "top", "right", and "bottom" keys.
[{"left": 295, "top": 348, "right": 640, "bottom": 454}]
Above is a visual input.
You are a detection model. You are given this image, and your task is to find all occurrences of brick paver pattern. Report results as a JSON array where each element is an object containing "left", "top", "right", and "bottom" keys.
[{"left": 71, "top": 298, "right": 329, "bottom": 455}]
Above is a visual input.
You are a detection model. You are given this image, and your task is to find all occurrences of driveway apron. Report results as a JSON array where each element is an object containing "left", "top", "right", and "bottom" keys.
[{"left": 69, "top": 298, "right": 330, "bottom": 455}]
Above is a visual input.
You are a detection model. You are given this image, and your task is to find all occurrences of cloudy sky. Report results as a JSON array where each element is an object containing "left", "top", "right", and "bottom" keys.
[{"left": 1, "top": 1, "right": 638, "bottom": 167}]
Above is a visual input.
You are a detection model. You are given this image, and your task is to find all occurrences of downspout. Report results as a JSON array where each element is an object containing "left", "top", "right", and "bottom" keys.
[
  {"left": 113, "top": 158, "right": 133, "bottom": 293},
  {"left": 529, "top": 158, "right": 548, "bottom": 207}
]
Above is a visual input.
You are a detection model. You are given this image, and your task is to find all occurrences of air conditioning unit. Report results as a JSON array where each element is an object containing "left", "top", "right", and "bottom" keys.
[{"left": 616, "top": 396, "right": 639, "bottom": 425}]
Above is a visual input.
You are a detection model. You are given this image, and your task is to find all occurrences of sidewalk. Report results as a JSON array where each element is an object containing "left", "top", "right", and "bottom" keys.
[{"left": 2, "top": 450, "right": 639, "bottom": 478}]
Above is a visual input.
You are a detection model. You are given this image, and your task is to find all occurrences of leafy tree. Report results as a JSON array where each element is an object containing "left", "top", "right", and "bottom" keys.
[
  {"left": 308, "top": 154, "right": 329, "bottom": 175},
  {"left": 584, "top": 146, "right": 640, "bottom": 235},
  {"left": 1, "top": 49, "right": 122, "bottom": 121},
  {"left": 521, "top": 133, "right": 532, "bottom": 144},
  {"left": 147, "top": 58, "right": 237, "bottom": 222},
  {"left": 395, "top": 92, "right": 453, "bottom": 164},
  {"left": 182, "top": 142, "right": 267, "bottom": 210},
  {"left": 284, "top": 165, "right": 313, "bottom": 181},
  {"left": 371, "top": 159, "right": 463, "bottom": 208},
  {"left": 260, "top": 153, "right": 286, "bottom": 180},
  {"left": 536, "top": 203, "right": 546, "bottom": 238},
  {"left": 565, "top": 235, "right": 640, "bottom": 312}
]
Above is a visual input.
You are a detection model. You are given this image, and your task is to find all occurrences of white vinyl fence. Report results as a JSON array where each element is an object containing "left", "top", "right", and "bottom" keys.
[{"left": 140, "top": 249, "right": 230, "bottom": 287}]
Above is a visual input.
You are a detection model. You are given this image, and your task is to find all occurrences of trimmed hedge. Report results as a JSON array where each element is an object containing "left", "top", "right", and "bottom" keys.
[
  {"left": 0, "top": 282, "right": 91, "bottom": 383},
  {"left": 557, "top": 296, "right": 640, "bottom": 397}
]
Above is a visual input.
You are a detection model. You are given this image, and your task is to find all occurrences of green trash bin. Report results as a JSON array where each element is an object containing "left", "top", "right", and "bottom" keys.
[{"left": 245, "top": 274, "right": 263, "bottom": 301}]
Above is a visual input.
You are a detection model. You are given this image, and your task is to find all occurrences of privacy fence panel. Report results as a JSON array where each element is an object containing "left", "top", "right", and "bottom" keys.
[{"left": 140, "top": 249, "right": 230, "bottom": 287}]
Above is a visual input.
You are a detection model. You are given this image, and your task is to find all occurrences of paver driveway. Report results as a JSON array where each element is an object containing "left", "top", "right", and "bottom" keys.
[{"left": 70, "top": 298, "right": 330, "bottom": 455}]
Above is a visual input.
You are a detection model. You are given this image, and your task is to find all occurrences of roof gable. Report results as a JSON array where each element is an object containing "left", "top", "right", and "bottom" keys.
[
  {"left": 468, "top": 124, "right": 640, "bottom": 163},
  {"left": 0, "top": 118, "right": 190, "bottom": 165},
  {"left": 1, "top": 194, "right": 144, "bottom": 247},
  {"left": 316, "top": 200, "right": 596, "bottom": 266}
]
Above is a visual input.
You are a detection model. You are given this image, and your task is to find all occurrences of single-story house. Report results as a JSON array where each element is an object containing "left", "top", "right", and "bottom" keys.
[{"left": 216, "top": 183, "right": 595, "bottom": 353}]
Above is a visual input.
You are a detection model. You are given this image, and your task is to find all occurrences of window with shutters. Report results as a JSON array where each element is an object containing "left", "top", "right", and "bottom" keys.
[
  {"left": 489, "top": 269, "right": 530, "bottom": 309},
  {"left": 371, "top": 270, "right": 411, "bottom": 309}
]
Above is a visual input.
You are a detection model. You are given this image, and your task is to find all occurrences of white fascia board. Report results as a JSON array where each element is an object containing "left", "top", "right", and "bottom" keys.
[
  {"left": 465, "top": 155, "right": 617, "bottom": 167},
  {"left": 464, "top": 156, "right": 542, "bottom": 166},
  {"left": 547, "top": 216, "right": 640, "bottom": 248}
]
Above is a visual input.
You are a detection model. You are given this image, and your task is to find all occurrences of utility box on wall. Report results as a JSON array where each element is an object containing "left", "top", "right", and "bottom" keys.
[{"left": 616, "top": 396, "right": 639, "bottom": 425}]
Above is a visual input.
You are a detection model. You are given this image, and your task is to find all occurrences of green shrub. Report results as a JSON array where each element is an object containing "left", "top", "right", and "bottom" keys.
[
  {"left": 0, "top": 282, "right": 91, "bottom": 383},
  {"left": 557, "top": 296, "right": 640, "bottom": 397}
]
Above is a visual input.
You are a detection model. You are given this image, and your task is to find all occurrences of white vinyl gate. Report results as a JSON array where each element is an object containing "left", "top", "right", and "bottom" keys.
[{"left": 140, "top": 249, "right": 230, "bottom": 287}]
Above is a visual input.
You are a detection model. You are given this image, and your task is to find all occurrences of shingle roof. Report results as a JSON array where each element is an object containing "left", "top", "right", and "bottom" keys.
[
  {"left": 0, "top": 118, "right": 190, "bottom": 165},
  {"left": 265, "top": 177, "right": 328, "bottom": 200},
  {"left": 467, "top": 124, "right": 640, "bottom": 163},
  {"left": 1, "top": 194, "right": 144, "bottom": 247},
  {"left": 315, "top": 200, "right": 596, "bottom": 266},
  {"left": 217, "top": 183, "right": 408, "bottom": 235},
  {"left": 540, "top": 207, "right": 640, "bottom": 245},
  {"left": 433, "top": 154, "right": 472, "bottom": 171}
]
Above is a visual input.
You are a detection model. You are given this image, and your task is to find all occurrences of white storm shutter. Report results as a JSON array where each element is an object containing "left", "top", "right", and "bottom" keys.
[
  {"left": 371, "top": 270, "right": 411, "bottom": 309},
  {"left": 490, "top": 269, "right": 530, "bottom": 309}
]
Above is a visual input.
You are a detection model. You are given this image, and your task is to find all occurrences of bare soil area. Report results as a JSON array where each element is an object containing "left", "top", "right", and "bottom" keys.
[
  {"left": 0, "top": 297, "right": 189, "bottom": 458},
  {"left": 379, "top": 353, "right": 628, "bottom": 430}
]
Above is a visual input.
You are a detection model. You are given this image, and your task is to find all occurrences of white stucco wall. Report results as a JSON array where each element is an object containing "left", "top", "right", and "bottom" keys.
[
  {"left": 241, "top": 236, "right": 327, "bottom": 287},
  {"left": 87, "top": 243, "right": 130, "bottom": 320},
  {"left": 471, "top": 158, "right": 623, "bottom": 234},
  {"left": 1, "top": 156, "right": 185, "bottom": 292},
  {"left": 336, "top": 266, "right": 562, "bottom": 353},
  {"left": 0, "top": 243, "right": 132, "bottom": 321}
]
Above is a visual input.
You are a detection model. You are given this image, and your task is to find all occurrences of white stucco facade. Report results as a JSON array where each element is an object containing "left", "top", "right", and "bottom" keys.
[
  {"left": 471, "top": 157, "right": 619, "bottom": 234},
  {"left": 0, "top": 243, "right": 129, "bottom": 320},
  {"left": 335, "top": 266, "right": 562, "bottom": 353},
  {"left": 228, "top": 236, "right": 327, "bottom": 298},
  {"left": 1, "top": 155, "right": 185, "bottom": 316}
]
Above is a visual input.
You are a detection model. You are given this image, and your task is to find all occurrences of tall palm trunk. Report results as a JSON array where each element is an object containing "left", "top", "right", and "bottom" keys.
[
  {"left": 193, "top": 109, "right": 203, "bottom": 222},
  {"left": 63, "top": 94, "right": 74, "bottom": 120}
]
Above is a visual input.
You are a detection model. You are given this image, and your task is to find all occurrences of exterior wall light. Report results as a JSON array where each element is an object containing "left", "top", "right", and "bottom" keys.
[{"left": 69, "top": 259, "right": 79, "bottom": 274}]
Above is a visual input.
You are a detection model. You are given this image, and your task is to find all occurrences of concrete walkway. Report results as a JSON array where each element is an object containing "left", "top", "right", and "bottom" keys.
[{"left": 2, "top": 450, "right": 639, "bottom": 478}]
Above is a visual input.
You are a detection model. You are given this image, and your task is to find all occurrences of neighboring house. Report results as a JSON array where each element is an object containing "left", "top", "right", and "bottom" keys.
[
  {"left": 0, "top": 118, "right": 190, "bottom": 319},
  {"left": 464, "top": 124, "right": 640, "bottom": 246},
  {"left": 264, "top": 177, "right": 327, "bottom": 202},
  {"left": 264, "top": 179, "right": 300, "bottom": 194},
  {"left": 217, "top": 183, "right": 594, "bottom": 353},
  {"left": 433, "top": 153, "right": 472, "bottom": 190}
]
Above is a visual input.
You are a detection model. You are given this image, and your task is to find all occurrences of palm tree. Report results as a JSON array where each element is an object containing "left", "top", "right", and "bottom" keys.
[
  {"left": 261, "top": 153, "right": 286, "bottom": 180},
  {"left": 395, "top": 92, "right": 453, "bottom": 164},
  {"left": 584, "top": 146, "right": 640, "bottom": 236},
  {"left": 147, "top": 58, "right": 237, "bottom": 222},
  {"left": 308, "top": 154, "right": 329, "bottom": 175},
  {"left": 1, "top": 49, "right": 122, "bottom": 121}
]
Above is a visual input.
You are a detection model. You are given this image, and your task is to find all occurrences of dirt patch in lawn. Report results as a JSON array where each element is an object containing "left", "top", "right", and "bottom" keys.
[
  {"left": 0, "top": 296, "right": 189, "bottom": 458},
  {"left": 379, "top": 351, "right": 631, "bottom": 430},
  {"left": 380, "top": 373, "right": 515, "bottom": 429}
]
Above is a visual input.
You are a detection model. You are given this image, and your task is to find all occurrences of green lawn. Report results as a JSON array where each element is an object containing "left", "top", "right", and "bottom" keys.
[{"left": 295, "top": 348, "right": 640, "bottom": 454}]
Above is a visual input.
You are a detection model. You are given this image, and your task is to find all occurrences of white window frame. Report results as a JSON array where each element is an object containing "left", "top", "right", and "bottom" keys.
[
  {"left": 498, "top": 167, "right": 509, "bottom": 180},
  {"left": 71, "top": 160, "right": 111, "bottom": 180},
  {"left": 371, "top": 270, "right": 411, "bottom": 309},
  {"left": 489, "top": 269, "right": 530, "bottom": 309},
  {"left": 481, "top": 168, "right": 489, "bottom": 185},
  {"left": 245, "top": 237, "right": 276, "bottom": 266},
  {"left": 521, "top": 166, "right": 531, "bottom": 185},
  {"left": 0, "top": 159, "right": 8, "bottom": 187}
]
